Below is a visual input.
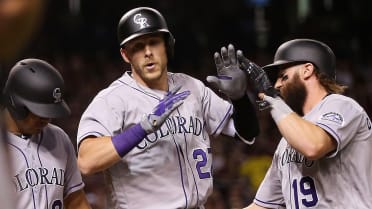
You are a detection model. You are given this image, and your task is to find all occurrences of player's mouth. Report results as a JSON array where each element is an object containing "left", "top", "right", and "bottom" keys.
[{"left": 144, "top": 62, "right": 156, "bottom": 71}]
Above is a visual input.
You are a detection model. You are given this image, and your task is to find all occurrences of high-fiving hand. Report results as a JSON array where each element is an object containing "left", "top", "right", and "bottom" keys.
[
  {"left": 237, "top": 50, "right": 279, "bottom": 98},
  {"left": 207, "top": 44, "right": 247, "bottom": 100}
]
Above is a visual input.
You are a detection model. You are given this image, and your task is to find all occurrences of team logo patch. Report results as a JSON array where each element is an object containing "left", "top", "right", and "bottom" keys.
[
  {"left": 133, "top": 13, "right": 150, "bottom": 29},
  {"left": 320, "top": 112, "right": 344, "bottom": 125},
  {"left": 53, "top": 88, "right": 62, "bottom": 103}
]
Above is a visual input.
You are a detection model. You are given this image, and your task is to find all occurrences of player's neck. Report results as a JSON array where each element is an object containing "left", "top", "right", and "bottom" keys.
[
  {"left": 132, "top": 71, "right": 168, "bottom": 91},
  {"left": 4, "top": 110, "right": 30, "bottom": 138},
  {"left": 303, "top": 85, "right": 329, "bottom": 115}
]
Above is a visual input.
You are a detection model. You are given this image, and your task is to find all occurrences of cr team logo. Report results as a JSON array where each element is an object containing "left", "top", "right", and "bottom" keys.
[
  {"left": 133, "top": 13, "right": 150, "bottom": 29},
  {"left": 53, "top": 88, "right": 62, "bottom": 103}
]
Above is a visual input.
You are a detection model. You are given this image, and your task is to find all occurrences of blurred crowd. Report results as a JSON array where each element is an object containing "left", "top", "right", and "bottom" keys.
[{"left": 2, "top": 0, "right": 372, "bottom": 208}]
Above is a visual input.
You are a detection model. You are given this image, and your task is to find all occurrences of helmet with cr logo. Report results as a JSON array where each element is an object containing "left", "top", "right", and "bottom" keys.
[
  {"left": 3, "top": 58, "right": 70, "bottom": 120},
  {"left": 117, "top": 7, "right": 175, "bottom": 57}
]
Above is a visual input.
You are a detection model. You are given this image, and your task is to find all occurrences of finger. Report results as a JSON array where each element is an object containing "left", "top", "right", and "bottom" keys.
[
  {"left": 214, "top": 52, "right": 223, "bottom": 72},
  {"left": 262, "top": 94, "right": 276, "bottom": 103},
  {"left": 237, "top": 50, "right": 249, "bottom": 70},
  {"left": 164, "top": 90, "right": 190, "bottom": 106},
  {"left": 220, "top": 46, "right": 229, "bottom": 67},
  {"left": 167, "top": 85, "right": 182, "bottom": 96},
  {"left": 258, "top": 93, "right": 265, "bottom": 100},
  {"left": 164, "top": 100, "right": 184, "bottom": 116},
  {"left": 165, "top": 93, "right": 189, "bottom": 112},
  {"left": 228, "top": 44, "right": 237, "bottom": 65},
  {"left": 173, "top": 90, "right": 191, "bottom": 101}
]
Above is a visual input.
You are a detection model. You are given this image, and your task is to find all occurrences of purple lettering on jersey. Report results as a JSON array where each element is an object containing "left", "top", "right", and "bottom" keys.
[
  {"left": 281, "top": 147, "right": 314, "bottom": 167},
  {"left": 136, "top": 115, "right": 205, "bottom": 150}
]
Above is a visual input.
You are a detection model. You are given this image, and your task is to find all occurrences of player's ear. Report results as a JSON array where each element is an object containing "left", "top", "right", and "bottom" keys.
[
  {"left": 120, "top": 48, "right": 131, "bottom": 63},
  {"left": 302, "top": 62, "right": 315, "bottom": 80}
]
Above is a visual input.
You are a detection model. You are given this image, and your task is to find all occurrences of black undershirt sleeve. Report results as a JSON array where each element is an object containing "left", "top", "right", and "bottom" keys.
[{"left": 231, "top": 95, "right": 260, "bottom": 140}]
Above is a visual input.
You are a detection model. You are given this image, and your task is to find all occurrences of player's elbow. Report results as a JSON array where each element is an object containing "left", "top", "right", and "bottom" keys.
[
  {"left": 302, "top": 148, "right": 324, "bottom": 160},
  {"left": 78, "top": 157, "right": 96, "bottom": 176},
  {"left": 301, "top": 142, "right": 331, "bottom": 160},
  {"left": 302, "top": 133, "right": 337, "bottom": 160}
]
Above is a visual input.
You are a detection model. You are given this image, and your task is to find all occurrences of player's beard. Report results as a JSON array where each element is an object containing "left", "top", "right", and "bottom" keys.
[{"left": 281, "top": 73, "right": 307, "bottom": 116}]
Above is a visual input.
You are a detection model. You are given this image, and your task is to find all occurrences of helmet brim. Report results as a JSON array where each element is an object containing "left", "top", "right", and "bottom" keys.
[
  {"left": 24, "top": 99, "right": 71, "bottom": 119},
  {"left": 262, "top": 60, "right": 307, "bottom": 83},
  {"left": 120, "top": 29, "right": 173, "bottom": 47}
]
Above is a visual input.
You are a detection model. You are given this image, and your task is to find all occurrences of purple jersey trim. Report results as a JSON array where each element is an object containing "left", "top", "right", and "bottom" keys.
[
  {"left": 255, "top": 197, "right": 286, "bottom": 207},
  {"left": 37, "top": 132, "right": 51, "bottom": 209},
  {"left": 316, "top": 122, "right": 341, "bottom": 142},
  {"left": 211, "top": 104, "right": 233, "bottom": 135},
  {"left": 181, "top": 122, "right": 200, "bottom": 206},
  {"left": 118, "top": 79, "right": 160, "bottom": 100},
  {"left": 173, "top": 138, "right": 189, "bottom": 207},
  {"left": 8, "top": 142, "right": 37, "bottom": 209}
]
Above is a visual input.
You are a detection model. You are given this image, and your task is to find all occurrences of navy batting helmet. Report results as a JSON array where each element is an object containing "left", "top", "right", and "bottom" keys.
[
  {"left": 3, "top": 58, "right": 71, "bottom": 120},
  {"left": 117, "top": 7, "right": 175, "bottom": 56},
  {"left": 263, "top": 39, "right": 336, "bottom": 82}
]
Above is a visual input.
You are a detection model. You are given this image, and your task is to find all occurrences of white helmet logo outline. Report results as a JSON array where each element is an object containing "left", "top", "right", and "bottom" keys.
[
  {"left": 133, "top": 13, "right": 150, "bottom": 29},
  {"left": 53, "top": 88, "right": 62, "bottom": 103}
]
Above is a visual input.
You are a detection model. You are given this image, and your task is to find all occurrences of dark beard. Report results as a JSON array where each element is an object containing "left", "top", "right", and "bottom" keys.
[{"left": 281, "top": 74, "right": 307, "bottom": 116}]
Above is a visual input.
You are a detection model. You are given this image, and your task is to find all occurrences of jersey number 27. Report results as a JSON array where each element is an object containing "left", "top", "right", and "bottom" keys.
[{"left": 193, "top": 148, "right": 212, "bottom": 179}]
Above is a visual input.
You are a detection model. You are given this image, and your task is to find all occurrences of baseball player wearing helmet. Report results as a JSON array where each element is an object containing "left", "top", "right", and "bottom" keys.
[
  {"left": 76, "top": 7, "right": 259, "bottom": 209},
  {"left": 2, "top": 59, "right": 91, "bottom": 209},
  {"left": 238, "top": 39, "right": 372, "bottom": 208}
]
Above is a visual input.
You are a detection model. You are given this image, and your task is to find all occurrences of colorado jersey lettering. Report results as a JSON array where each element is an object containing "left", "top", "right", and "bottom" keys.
[{"left": 7, "top": 124, "right": 84, "bottom": 209}]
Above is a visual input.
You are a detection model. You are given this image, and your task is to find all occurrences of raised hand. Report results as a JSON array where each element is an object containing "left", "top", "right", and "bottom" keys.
[
  {"left": 236, "top": 50, "right": 279, "bottom": 110},
  {"left": 207, "top": 44, "right": 247, "bottom": 100},
  {"left": 140, "top": 85, "right": 190, "bottom": 133},
  {"left": 237, "top": 50, "right": 279, "bottom": 97}
]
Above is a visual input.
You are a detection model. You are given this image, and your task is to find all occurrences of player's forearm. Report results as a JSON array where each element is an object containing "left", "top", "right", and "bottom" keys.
[
  {"left": 64, "top": 189, "right": 92, "bottom": 209},
  {"left": 78, "top": 136, "right": 121, "bottom": 175},
  {"left": 277, "top": 113, "right": 336, "bottom": 160}
]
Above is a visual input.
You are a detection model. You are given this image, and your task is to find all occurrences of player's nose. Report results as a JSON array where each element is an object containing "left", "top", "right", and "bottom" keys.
[{"left": 144, "top": 45, "right": 153, "bottom": 57}]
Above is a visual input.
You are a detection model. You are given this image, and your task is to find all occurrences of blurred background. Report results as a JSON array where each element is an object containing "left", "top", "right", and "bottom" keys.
[{"left": 1, "top": 0, "right": 372, "bottom": 208}]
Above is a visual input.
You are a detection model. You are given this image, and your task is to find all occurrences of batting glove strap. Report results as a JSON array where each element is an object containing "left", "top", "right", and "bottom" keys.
[
  {"left": 263, "top": 95, "right": 294, "bottom": 123},
  {"left": 112, "top": 123, "right": 147, "bottom": 157},
  {"left": 140, "top": 113, "right": 168, "bottom": 133}
]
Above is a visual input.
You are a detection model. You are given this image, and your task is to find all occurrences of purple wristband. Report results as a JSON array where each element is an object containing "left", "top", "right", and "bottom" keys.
[{"left": 112, "top": 123, "right": 147, "bottom": 157}]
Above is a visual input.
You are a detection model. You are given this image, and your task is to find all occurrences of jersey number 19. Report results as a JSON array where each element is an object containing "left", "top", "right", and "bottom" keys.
[{"left": 292, "top": 176, "right": 318, "bottom": 208}]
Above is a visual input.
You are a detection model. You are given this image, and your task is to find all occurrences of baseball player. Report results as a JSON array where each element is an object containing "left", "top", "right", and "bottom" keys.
[
  {"left": 2, "top": 59, "right": 91, "bottom": 209},
  {"left": 238, "top": 39, "right": 372, "bottom": 208},
  {"left": 76, "top": 7, "right": 259, "bottom": 209}
]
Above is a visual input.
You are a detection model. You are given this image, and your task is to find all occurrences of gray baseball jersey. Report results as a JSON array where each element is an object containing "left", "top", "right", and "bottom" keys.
[
  {"left": 77, "top": 72, "right": 236, "bottom": 209},
  {"left": 6, "top": 124, "right": 85, "bottom": 209},
  {"left": 254, "top": 94, "right": 372, "bottom": 209}
]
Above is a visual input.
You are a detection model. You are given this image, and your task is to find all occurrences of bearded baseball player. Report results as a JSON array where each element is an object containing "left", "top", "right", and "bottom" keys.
[
  {"left": 76, "top": 7, "right": 259, "bottom": 209},
  {"left": 2, "top": 59, "right": 91, "bottom": 209},
  {"left": 240, "top": 39, "right": 372, "bottom": 208}
]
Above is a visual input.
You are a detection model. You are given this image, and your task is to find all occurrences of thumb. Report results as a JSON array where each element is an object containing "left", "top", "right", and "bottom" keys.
[
  {"left": 206, "top": 76, "right": 221, "bottom": 89},
  {"left": 262, "top": 94, "right": 276, "bottom": 104}
]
